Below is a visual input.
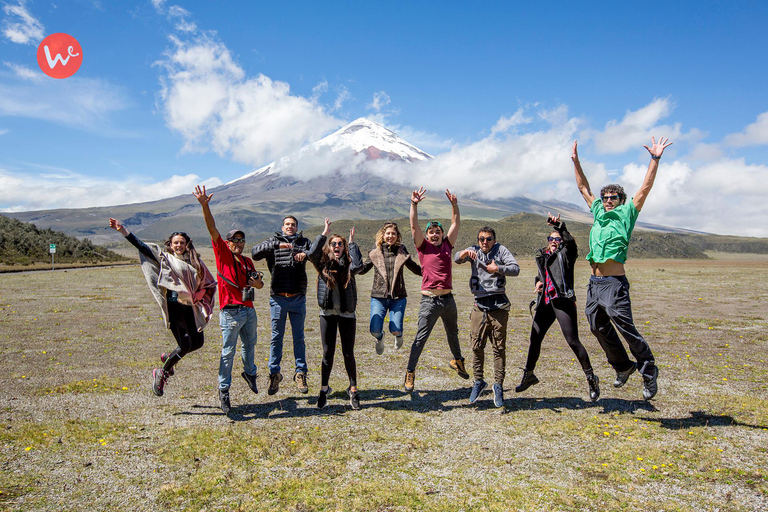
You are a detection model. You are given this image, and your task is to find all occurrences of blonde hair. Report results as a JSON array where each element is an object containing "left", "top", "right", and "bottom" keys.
[{"left": 375, "top": 222, "right": 402, "bottom": 248}]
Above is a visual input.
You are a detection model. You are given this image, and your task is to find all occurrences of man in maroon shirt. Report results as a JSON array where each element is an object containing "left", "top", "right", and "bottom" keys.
[
  {"left": 404, "top": 187, "right": 468, "bottom": 393},
  {"left": 195, "top": 185, "right": 263, "bottom": 414}
]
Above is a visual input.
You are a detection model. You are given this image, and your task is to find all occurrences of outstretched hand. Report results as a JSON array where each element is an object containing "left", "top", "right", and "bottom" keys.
[
  {"left": 108, "top": 218, "right": 128, "bottom": 236},
  {"left": 411, "top": 187, "right": 426, "bottom": 204},
  {"left": 571, "top": 141, "right": 579, "bottom": 162},
  {"left": 445, "top": 189, "right": 457, "bottom": 205},
  {"left": 194, "top": 185, "right": 213, "bottom": 205},
  {"left": 643, "top": 136, "right": 673, "bottom": 159},
  {"left": 349, "top": 226, "right": 355, "bottom": 244},
  {"left": 547, "top": 212, "right": 561, "bottom": 226},
  {"left": 322, "top": 217, "right": 331, "bottom": 236}
]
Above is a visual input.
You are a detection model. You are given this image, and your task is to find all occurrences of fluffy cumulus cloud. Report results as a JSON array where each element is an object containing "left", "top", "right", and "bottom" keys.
[
  {"left": 0, "top": 166, "right": 221, "bottom": 211},
  {"left": 156, "top": 35, "right": 343, "bottom": 167},
  {"left": 1, "top": 0, "right": 43, "bottom": 45},
  {"left": 724, "top": 111, "right": 768, "bottom": 147}
]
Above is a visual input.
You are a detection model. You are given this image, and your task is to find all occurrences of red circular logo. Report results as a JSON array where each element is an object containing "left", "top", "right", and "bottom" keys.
[{"left": 36, "top": 33, "right": 82, "bottom": 79}]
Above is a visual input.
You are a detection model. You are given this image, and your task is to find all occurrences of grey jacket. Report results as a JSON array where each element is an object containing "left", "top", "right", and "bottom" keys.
[{"left": 454, "top": 243, "right": 520, "bottom": 298}]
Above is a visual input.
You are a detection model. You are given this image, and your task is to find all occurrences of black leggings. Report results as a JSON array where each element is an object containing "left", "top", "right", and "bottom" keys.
[
  {"left": 319, "top": 315, "right": 357, "bottom": 388},
  {"left": 163, "top": 300, "right": 205, "bottom": 372},
  {"left": 525, "top": 298, "right": 592, "bottom": 373}
]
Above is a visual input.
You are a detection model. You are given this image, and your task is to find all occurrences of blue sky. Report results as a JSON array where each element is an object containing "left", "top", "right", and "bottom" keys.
[{"left": 1, "top": 0, "right": 768, "bottom": 236}]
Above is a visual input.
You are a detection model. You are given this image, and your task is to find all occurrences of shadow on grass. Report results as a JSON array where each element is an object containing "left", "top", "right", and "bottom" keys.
[
  {"left": 507, "top": 396, "right": 657, "bottom": 414},
  {"left": 643, "top": 410, "right": 768, "bottom": 431}
]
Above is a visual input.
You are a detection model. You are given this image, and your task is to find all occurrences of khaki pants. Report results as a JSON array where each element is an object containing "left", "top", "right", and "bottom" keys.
[{"left": 470, "top": 305, "right": 508, "bottom": 386}]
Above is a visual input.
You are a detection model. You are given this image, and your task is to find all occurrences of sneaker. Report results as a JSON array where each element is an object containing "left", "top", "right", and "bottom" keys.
[
  {"left": 317, "top": 386, "right": 332, "bottom": 409},
  {"left": 348, "top": 387, "right": 360, "bottom": 410},
  {"left": 218, "top": 388, "right": 231, "bottom": 414},
  {"left": 515, "top": 369, "right": 539, "bottom": 393},
  {"left": 151, "top": 368, "right": 168, "bottom": 397},
  {"left": 449, "top": 359, "right": 470, "bottom": 379},
  {"left": 375, "top": 335, "right": 385, "bottom": 355},
  {"left": 159, "top": 353, "right": 174, "bottom": 376},
  {"left": 404, "top": 370, "right": 415, "bottom": 393},
  {"left": 394, "top": 335, "right": 403, "bottom": 349},
  {"left": 587, "top": 374, "right": 600, "bottom": 402},
  {"left": 241, "top": 371, "right": 258, "bottom": 394},
  {"left": 268, "top": 372, "right": 283, "bottom": 396},
  {"left": 469, "top": 380, "right": 488, "bottom": 404},
  {"left": 294, "top": 372, "right": 308, "bottom": 394},
  {"left": 642, "top": 366, "right": 659, "bottom": 400},
  {"left": 613, "top": 363, "right": 637, "bottom": 388},
  {"left": 492, "top": 383, "right": 504, "bottom": 408}
]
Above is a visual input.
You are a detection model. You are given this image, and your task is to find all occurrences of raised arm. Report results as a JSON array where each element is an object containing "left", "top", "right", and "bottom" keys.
[
  {"left": 194, "top": 185, "right": 222, "bottom": 243},
  {"left": 634, "top": 136, "right": 673, "bottom": 211},
  {"left": 410, "top": 187, "right": 426, "bottom": 248},
  {"left": 109, "top": 217, "right": 155, "bottom": 261},
  {"left": 444, "top": 189, "right": 460, "bottom": 246},
  {"left": 572, "top": 141, "right": 595, "bottom": 206}
]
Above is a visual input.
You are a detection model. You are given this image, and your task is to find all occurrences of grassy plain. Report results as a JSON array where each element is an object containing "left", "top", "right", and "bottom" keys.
[{"left": 1, "top": 254, "right": 767, "bottom": 511}]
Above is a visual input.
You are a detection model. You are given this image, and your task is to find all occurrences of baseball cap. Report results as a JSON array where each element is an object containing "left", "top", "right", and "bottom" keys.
[{"left": 226, "top": 229, "right": 245, "bottom": 240}]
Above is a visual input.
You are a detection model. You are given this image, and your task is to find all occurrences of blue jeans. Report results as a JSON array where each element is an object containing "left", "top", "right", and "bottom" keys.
[
  {"left": 269, "top": 294, "right": 308, "bottom": 375},
  {"left": 369, "top": 297, "right": 407, "bottom": 338},
  {"left": 218, "top": 306, "right": 258, "bottom": 390}
]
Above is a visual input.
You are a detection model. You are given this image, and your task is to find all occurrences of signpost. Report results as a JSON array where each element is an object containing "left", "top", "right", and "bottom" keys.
[{"left": 49, "top": 244, "right": 56, "bottom": 272}]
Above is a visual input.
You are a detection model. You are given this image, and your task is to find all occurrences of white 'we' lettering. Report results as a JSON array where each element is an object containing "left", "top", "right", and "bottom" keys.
[{"left": 44, "top": 45, "right": 80, "bottom": 69}]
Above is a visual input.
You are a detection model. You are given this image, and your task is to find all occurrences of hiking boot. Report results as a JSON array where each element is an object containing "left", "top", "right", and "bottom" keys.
[
  {"left": 492, "top": 383, "right": 504, "bottom": 408},
  {"left": 160, "top": 353, "right": 174, "bottom": 376},
  {"left": 642, "top": 365, "right": 659, "bottom": 400},
  {"left": 587, "top": 374, "right": 600, "bottom": 402},
  {"left": 404, "top": 370, "right": 415, "bottom": 393},
  {"left": 613, "top": 363, "right": 637, "bottom": 388},
  {"left": 348, "top": 387, "right": 360, "bottom": 410},
  {"left": 394, "top": 335, "right": 403, "bottom": 349},
  {"left": 469, "top": 380, "right": 488, "bottom": 404},
  {"left": 241, "top": 371, "right": 258, "bottom": 394},
  {"left": 268, "top": 372, "right": 283, "bottom": 396},
  {"left": 374, "top": 334, "right": 385, "bottom": 355},
  {"left": 317, "top": 386, "right": 332, "bottom": 409},
  {"left": 515, "top": 369, "right": 539, "bottom": 393},
  {"left": 294, "top": 371, "right": 308, "bottom": 394},
  {"left": 449, "top": 358, "right": 470, "bottom": 379},
  {"left": 218, "top": 388, "right": 231, "bottom": 414},
  {"left": 152, "top": 368, "right": 168, "bottom": 397}
]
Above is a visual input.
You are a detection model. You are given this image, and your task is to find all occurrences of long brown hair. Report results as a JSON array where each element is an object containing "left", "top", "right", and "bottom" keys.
[
  {"left": 375, "top": 222, "right": 402, "bottom": 248},
  {"left": 318, "top": 234, "right": 351, "bottom": 289},
  {"left": 163, "top": 231, "right": 205, "bottom": 274}
]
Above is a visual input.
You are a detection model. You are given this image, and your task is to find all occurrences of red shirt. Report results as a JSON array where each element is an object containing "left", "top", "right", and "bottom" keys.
[
  {"left": 212, "top": 236, "right": 255, "bottom": 308},
  {"left": 417, "top": 239, "right": 453, "bottom": 291}
]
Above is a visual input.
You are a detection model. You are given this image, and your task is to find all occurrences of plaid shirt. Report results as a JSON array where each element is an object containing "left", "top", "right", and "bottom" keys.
[{"left": 543, "top": 250, "right": 559, "bottom": 304}]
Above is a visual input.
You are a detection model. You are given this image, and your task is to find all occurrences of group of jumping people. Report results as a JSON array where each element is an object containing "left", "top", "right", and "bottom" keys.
[{"left": 109, "top": 136, "right": 671, "bottom": 412}]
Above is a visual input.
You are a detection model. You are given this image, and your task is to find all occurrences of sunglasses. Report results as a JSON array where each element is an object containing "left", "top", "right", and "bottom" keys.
[
  {"left": 170, "top": 231, "right": 188, "bottom": 238},
  {"left": 547, "top": 236, "right": 562, "bottom": 242},
  {"left": 330, "top": 241, "right": 345, "bottom": 247},
  {"left": 601, "top": 195, "right": 620, "bottom": 202},
  {"left": 228, "top": 238, "right": 246, "bottom": 243},
  {"left": 478, "top": 236, "right": 494, "bottom": 242}
]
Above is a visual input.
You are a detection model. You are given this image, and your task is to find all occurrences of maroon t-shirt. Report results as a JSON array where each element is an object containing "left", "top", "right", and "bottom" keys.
[
  {"left": 417, "top": 239, "right": 453, "bottom": 291},
  {"left": 212, "top": 236, "right": 255, "bottom": 308}
]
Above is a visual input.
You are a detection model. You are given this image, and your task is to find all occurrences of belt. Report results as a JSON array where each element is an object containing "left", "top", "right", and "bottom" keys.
[
  {"left": 222, "top": 304, "right": 251, "bottom": 310},
  {"left": 275, "top": 292, "right": 300, "bottom": 298}
]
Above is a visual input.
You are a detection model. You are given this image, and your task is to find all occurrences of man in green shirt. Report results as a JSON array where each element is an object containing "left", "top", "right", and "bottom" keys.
[{"left": 572, "top": 136, "right": 672, "bottom": 400}]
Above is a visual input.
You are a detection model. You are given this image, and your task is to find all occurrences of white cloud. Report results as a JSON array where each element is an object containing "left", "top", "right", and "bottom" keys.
[
  {"left": 151, "top": 0, "right": 166, "bottom": 13},
  {"left": 491, "top": 108, "right": 533, "bottom": 135},
  {"left": 333, "top": 86, "right": 350, "bottom": 111},
  {"left": 3, "top": 61, "right": 42, "bottom": 81},
  {"left": 0, "top": 128, "right": 8, "bottom": 136},
  {"left": 724, "top": 111, "right": 768, "bottom": 147},
  {"left": 367, "top": 91, "right": 390, "bottom": 112},
  {"left": 156, "top": 35, "right": 342, "bottom": 167},
  {"left": 0, "top": 167, "right": 221, "bottom": 211},
  {"left": 167, "top": 5, "right": 196, "bottom": 33},
  {"left": 391, "top": 125, "right": 452, "bottom": 153},
  {"left": 1, "top": 0, "right": 43, "bottom": 45}
]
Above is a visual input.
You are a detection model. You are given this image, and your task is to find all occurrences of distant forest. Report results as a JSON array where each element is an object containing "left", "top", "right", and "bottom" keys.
[{"left": 0, "top": 215, "right": 129, "bottom": 267}]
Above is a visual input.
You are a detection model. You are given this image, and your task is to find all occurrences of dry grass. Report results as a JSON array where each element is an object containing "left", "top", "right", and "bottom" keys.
[{"left": 1, "top": 255, "right": 767, "bottom": 511}]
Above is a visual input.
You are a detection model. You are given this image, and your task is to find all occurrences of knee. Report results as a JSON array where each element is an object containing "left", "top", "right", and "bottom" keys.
[{"left": 391, "top": 330, "right": 402, "bottom": 337}]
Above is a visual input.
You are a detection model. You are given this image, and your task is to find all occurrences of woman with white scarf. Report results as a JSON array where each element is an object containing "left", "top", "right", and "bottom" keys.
[{"left": 109, "top": 218, "right": 217, "bottom": 397}]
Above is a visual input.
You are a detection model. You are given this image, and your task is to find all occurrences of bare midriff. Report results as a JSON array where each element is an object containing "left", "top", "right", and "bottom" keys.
[{"left": 591, "top": 259, "right": 625, "bottom": 277}]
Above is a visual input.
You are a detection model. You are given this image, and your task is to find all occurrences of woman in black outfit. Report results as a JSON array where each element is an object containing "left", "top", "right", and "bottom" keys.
[
  {"left": 307, "top": 218, "right": 364, "bottom": 410},
  {"left": 109, "top": 218, "right": 216, "bottom": 397},
  {"left": 516, "top": 213, "right": 600, "bottom": 401}
]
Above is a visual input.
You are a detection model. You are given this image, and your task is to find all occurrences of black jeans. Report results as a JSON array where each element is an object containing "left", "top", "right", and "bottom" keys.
[
  {"left": 584, "top": 275, "right": 656, "bottom": 377},
  {"left": 406, "top": 294, "right": 463, "bottom": 372},
  {"left": 526, "top": 298, "right": 592, "bottom": 373},
  {"left": 319, "top": 315, "right": 357, "bottom": 388},
  {"left": 163, "top": 300, "right": 205, "bottom": 372}
]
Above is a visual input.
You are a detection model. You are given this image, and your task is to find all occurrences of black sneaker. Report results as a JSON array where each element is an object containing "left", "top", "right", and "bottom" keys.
[
  {"left": 587, "top": 374, "right": 600, "bottom": 402},
  {"left": 151, "top": 368, "right": 168, "bottom": 397},
  {"left": 613, "top": 363, "right": 637, "bottom": 388},
  {"left": 241, "top": 371, "right": 258, "bottom": 394},
  {"left": 642, "top": 366, "right": 659, "bottom": 400},
  {"left": 293, "top": 372, "right": 308, "bottom": 394},
  {"left": 469, "top": 380, "right": 488, "bottom": 404},
  {"left": 267, "top": 372, "right": 283, "bottom": 396},
  {"left": 347, "top": 387, "right": 360, "bottom": 410},
  {"left": 317, "top": 386, "right": 332, "bottom": 409},
  {"left": 515, "top": 369, "right": 539, "bottom": 393},
  {"left": 492, "top": 383, "right": 504, "bottom": 408},
  {"left": 160, "top": 353, "right": 175, "bottom": 376},
  {"left": 374, "top": 334, "right": 385, "bottom": 355},
  {"left": 218, "top": 389, "right": 231, "bottom": 414}
]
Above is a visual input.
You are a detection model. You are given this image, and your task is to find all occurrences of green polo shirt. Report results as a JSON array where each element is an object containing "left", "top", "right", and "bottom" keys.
[{"left": 586, "top": 198, "right": 639, "bottom": 264}]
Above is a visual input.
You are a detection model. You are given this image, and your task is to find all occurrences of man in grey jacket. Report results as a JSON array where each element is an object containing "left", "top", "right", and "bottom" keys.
[{"left": 455, "top": 226, "right": 520, "bottom": 407}]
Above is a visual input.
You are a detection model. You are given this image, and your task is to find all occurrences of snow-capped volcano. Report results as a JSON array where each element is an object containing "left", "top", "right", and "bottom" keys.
[{"left": 230, "top": 118, "right": 432, "bottom": 183}]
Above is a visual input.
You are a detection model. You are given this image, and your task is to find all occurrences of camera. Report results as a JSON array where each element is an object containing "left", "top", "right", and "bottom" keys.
[
  {"left": 247, "top": 270, "right": 263, "bottom": 281},
  {"left": 241, "top": 270, "right": 263, "bottom": 301}
]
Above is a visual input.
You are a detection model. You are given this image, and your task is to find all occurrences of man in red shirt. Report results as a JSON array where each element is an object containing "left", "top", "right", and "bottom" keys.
[
  {"left": 195, "top": 185, "right": 263, "bottom": 414},
  {"left": 404, "top": 187, "right": 468, "bottom": 393}
]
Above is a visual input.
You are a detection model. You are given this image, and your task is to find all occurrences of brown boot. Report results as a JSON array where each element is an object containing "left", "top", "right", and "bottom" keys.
[{"left": 404, "top": 370, "right": 415, "bottom": 393}]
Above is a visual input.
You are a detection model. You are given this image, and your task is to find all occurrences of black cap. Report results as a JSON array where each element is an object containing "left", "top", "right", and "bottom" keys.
[{"left": 226, "top": 229, "right": 245, "bottom": 240}]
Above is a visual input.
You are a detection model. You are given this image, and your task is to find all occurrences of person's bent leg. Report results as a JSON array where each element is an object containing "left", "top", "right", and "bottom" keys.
[
  {"left": 369, "top": 297, "right": 386, "bottom": 341},
  {"left": 406, "top": 296, "right": 441, "bottom": 372},
  {"left": 526, "top": 302, "right": 557, "bottom": 372},
  {"left": 239, "top": 307, "right": 258, "bottom": 377},
  {"left": 388, "top": 297, "right": 407, "bottom": 348},
  {"left": 319, "top": 315, "right": 338, "bottom": 388},
  {"left": 489, "top": 308, "right": 509, "bottom": 387},
  {"left": 553, "top": 299, "right": 593, "bottom": 373},
  {"left": 288, "top": 295, "right": 308, "bottom": 375},
  {"left": 606, "top": 277, "right": 655, "bottom": 376},
  {"left": 441, "top": 294, "right": 463, "bottom": 361},
  {"left": 585, "top": 278, "right": 633, "bottom": 372},
  {"left": 338, "top": 316, "right": 358, "bottom": 388},
  {"left": 269, "top": 296, "right": 288, "bottom": 376},
  {"left": 469, "top": 305, "right": 488, "bottom": 381},
  {"left": 218, "top": 308, "right": 240, "bottom": 390}
]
